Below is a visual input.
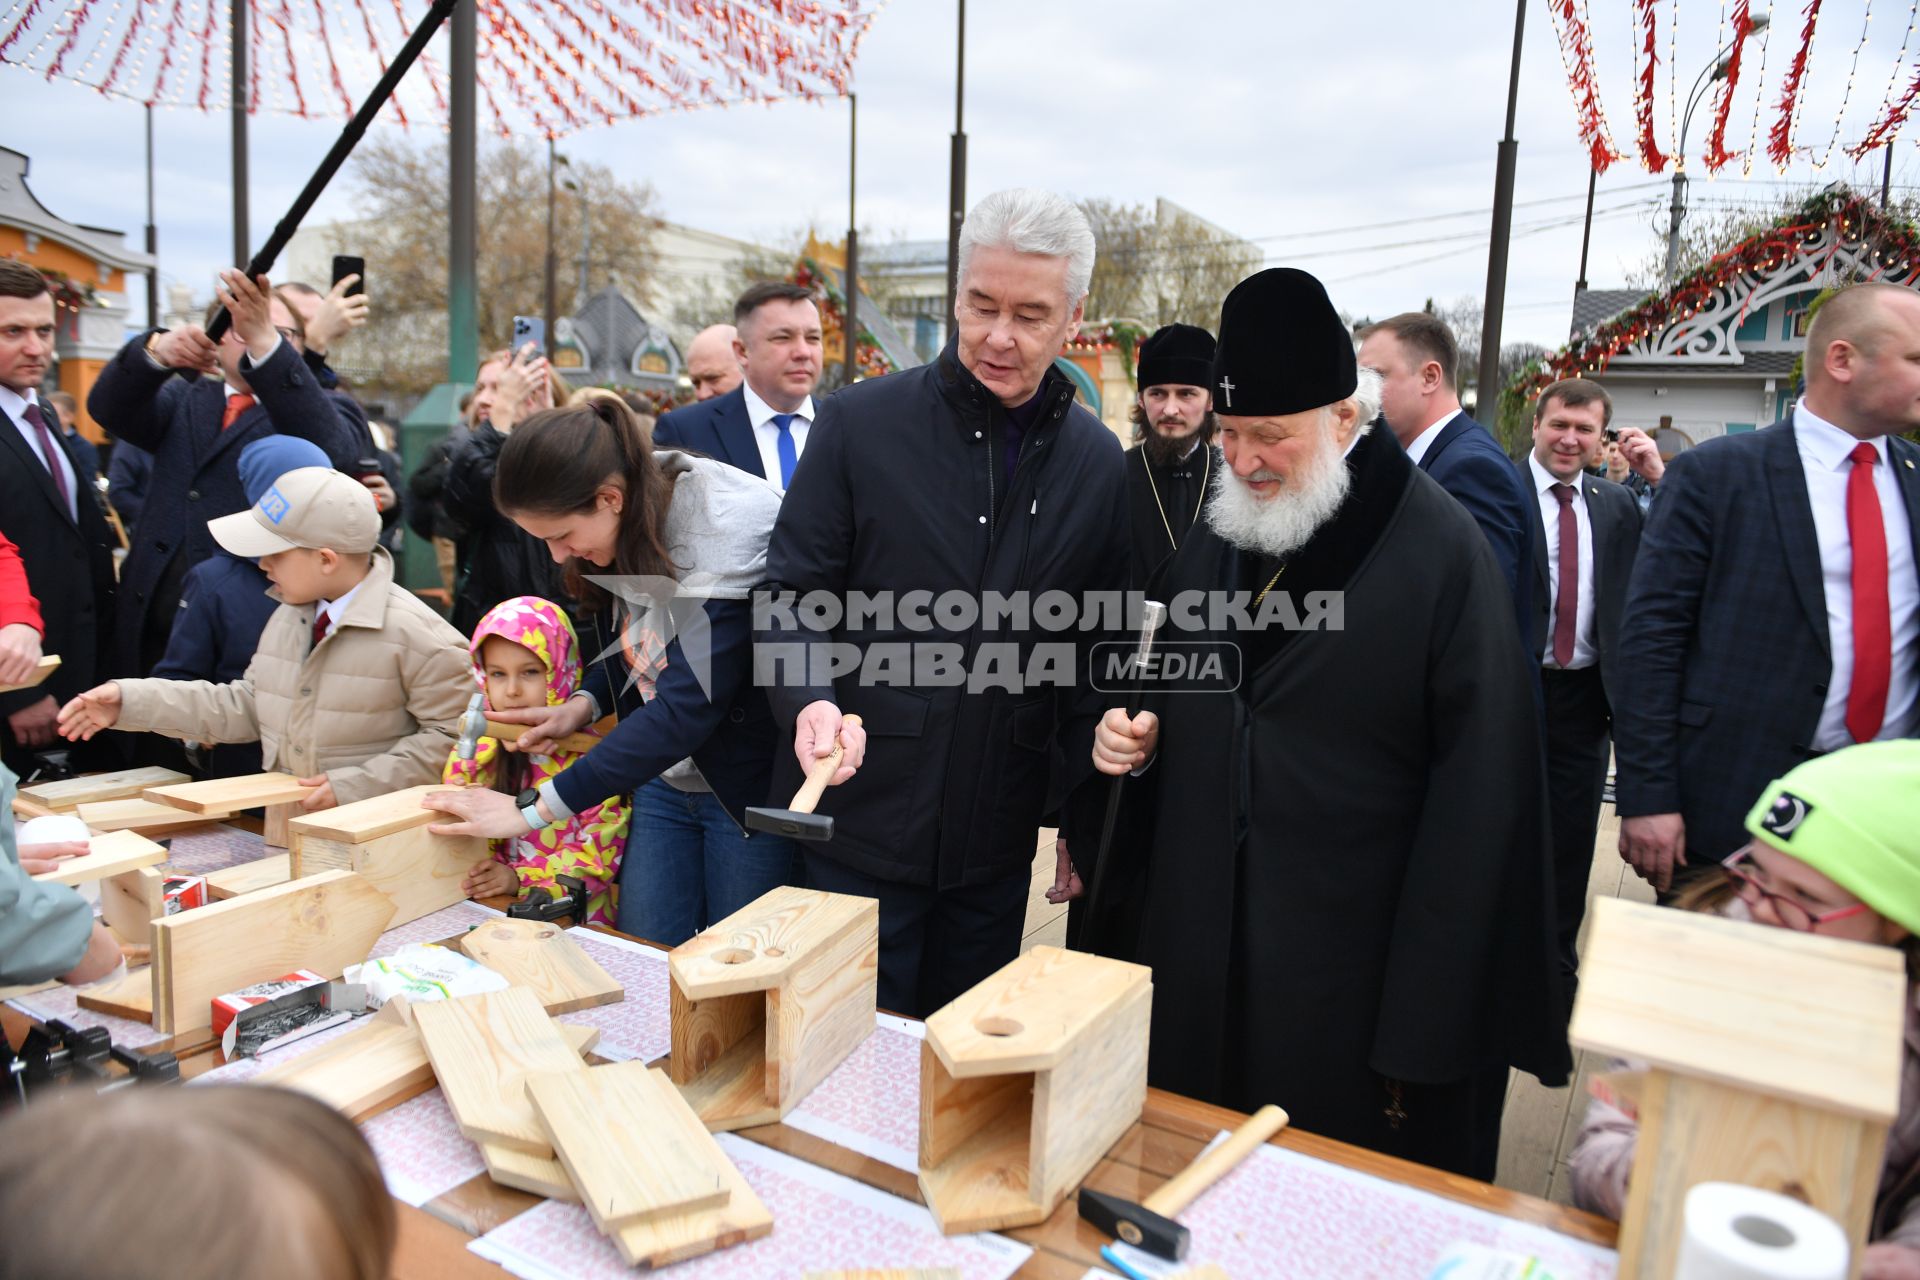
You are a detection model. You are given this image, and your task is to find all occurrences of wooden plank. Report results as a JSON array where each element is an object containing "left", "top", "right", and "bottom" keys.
[
  {"left": 461, "top": 919, "right": 625, "bottom": 1014},
  {"left": 1571, "top": 897, "right": 1906, "bottom": 1121},
  {"left": 30, "top": 830, "right": 167, "bottom": 886},
  {"left": 610, "top": 1069, "right": 773, "bottom": 1267},
  {"left": 1031, "top": 978, "right": 1152, "bottom": 1215},
  {"left": 0, "top": 653, "right": 58, "bottom": 694},
  {"left": 144, "top": 772, "right": 314, "bottom": 815},
  {"left": 204, "top": 852, "right": 293, "bottom": 900},
  {"left": 481, "top": 1143, "right": 579, "bottom": 1202},
  {"left": 296, "top": 827, "right": 476, "bottom": 928},
  {"left": 75, "top": 965, "right": 154, "bottom": 1021},
  {"left": 254, "top": 1003, "right": 600, "bottom": 1124},
  {"left": 100, "top": 865, "right": 166, "bottom": 948},
  {"left": 146, "top": 869, "right": 395, "bottom": 1034},
  {"left": 10, "top": 793, "right": 56, "bottom": 820},
  {"left": 286, "top": 785, "right": 446, "bottom": 844},
  {"left": 262, "top": 801, "right": 298, "bottom": 850},
  {"left": 20, "top": 766, "right": 189, "bottom": 811},
  {"left": 76, "top": 797, "right": 232, "bottom": 833},
  {"left": 925, "top": 945, "right": 1153, "bottom": 1076},
  {"left": 526, "top": 1061, "right": 730, "bottom": 1231},
  {"left": 412, "top": 987, "right": 587, "bottom": 1156},
  {"left": 670, "top": 886, "right": 876, "bottom": 1000}
]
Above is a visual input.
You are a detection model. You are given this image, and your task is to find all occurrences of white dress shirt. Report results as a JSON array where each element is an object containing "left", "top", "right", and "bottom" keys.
[
  {"left": 1792, "top": 401, "right": 1919, "bottom": 748},
  {"left": 742, "top": 380, "right": 815, "bottom": 492},
  {"left": 1401, "top": 408, "right": 1460, "bottom": 467},
  {"left": 314, "top": 578, "right": 367, "bottom": 641},
  {"left": 1529, "top": 453, "right": 1598, "bottom": 669},
  {"left": 0, "top": 383, "right": 78, "bottom": 523}
]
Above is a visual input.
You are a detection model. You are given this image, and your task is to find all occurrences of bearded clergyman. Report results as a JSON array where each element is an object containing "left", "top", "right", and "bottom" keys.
[{"left": 1080, "top": 267, "right": 1568, "bottom": 1180}]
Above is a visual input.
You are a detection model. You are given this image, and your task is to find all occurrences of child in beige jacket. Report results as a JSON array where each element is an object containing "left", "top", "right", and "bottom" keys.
[{"left": 57, "top": 467, "right": 470, "bottom": 810}]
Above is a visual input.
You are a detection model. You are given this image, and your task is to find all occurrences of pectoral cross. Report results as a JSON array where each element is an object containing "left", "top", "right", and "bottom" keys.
[{"left": 1218, "top": 375, "right": 1236, "bottom": 409}]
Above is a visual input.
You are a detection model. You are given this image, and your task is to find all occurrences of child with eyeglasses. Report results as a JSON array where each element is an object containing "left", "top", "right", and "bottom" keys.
[{"left": 1568, "top": 740, "right": 1920, "bottom": 1279}]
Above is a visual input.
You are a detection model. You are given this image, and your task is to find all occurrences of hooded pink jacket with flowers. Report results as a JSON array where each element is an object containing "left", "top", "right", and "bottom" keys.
[{"left": 442, "top": 596, "right": 628, "bottom": 926}]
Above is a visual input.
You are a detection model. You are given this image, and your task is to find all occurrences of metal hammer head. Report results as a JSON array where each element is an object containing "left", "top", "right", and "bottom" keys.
[
  {"left": 1077, "top": 1187, "right": 1189, "bottom": 1261},
  {"left": 454, "top": 692, "right": 486, "bottom": 761},
  {"left": 743, "top": 806, "right": 834, "bottom": 841}
]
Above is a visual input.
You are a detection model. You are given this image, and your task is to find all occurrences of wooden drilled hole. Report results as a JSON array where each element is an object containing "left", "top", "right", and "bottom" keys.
[
  {"left": 974, "top": 1016, "right": 1023, "bottom": 1037},
  {"left": 712, "top": 947, "right": 754, "bottom": 965}
]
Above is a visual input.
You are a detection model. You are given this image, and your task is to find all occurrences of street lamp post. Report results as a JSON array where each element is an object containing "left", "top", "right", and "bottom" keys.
[{"left": 1665, "top": 14, "right": 1770, "bottom": 288}]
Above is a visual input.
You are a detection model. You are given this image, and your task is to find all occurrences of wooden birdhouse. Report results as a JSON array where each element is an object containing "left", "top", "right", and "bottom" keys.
[
  {"left": 668, "top": 886, "right": 879, "bottom": 1131},
  {"left": 1570, "top": 897, "right": 1906, "bottom": 1280},
  {"left": 918, "top": 945, "right": 1153, "bottom": 1234},
  {"left": 285, "top": 785, "right": 477, "bottom": 927}
]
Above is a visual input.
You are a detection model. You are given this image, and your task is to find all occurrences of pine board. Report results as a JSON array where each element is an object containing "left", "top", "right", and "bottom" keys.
[
  {"left": 78, "top": 797, "right": 232, "bottom": 833},
  {"left": 526, "top": 1061, "right": 730, "bottom": 1231},
  {"left": 30, "top": 830, "right": 167, "bottom": 886},
  {"left": 610, "top": 1068, "right": 774, "bottom": 1267},
  {"left": 285, "top": 785, "right": 445, "bottom": 844},
  {"left": 101, "top": 866, "right": 166, "bottom": 948},
  {"left": 411, "top": 987, "right": 587, "bottom": 1156},
  {"left": 147, "top": 869, "right": 395, "bottom": 1034},
  {"left": 20, "top": 767, "right": 190, "bottom": 811},
  {"left": 925, "top": 945, "right": 1153, "bottom": 1076},
  {"left": 76, "top": 965, "right": 154, "bottom": 1021},
  {"left": 0, "top": 653, "right": 59, "bottom": 694},
  {"left": 461, "top": 919, "right": 624, "bottom": 1014},
  {"left": 481, "top": 1143, "right": 579, "bottom": 1201},
  {"left": 294, "top": 827, "right": 476, "bottom": 928},
  {"left": 205, "top": 853, "right": 294, "bottom": 900},
  {"left": 144, "top": 772, "right": 313, "bottom": 815}
]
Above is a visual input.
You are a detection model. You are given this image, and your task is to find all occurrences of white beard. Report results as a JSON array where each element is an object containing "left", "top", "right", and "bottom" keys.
[{"left": 1203, "top": 421, "right": 1352, "bottom": 559}]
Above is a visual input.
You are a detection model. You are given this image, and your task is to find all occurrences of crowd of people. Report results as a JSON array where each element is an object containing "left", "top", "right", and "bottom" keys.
[{"left": 2, "top": 185, "right": 1918, "bottom": 1267}]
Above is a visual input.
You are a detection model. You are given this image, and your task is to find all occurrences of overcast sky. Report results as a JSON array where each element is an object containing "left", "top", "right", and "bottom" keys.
[{"left": 5, "top": 0, "right": 1916, "bottom": 353}]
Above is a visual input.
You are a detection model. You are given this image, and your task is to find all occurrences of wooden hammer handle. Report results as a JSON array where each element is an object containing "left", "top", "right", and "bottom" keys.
[
  {"left": 1142, "top": 1103, "right": 1288, "bottom": 1218},
  {"left": 787, "top": 714, "right": 863, "bottom": 815}
]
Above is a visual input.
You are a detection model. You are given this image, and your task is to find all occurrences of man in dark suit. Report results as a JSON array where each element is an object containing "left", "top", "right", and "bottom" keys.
[
  {"left": 1520, "top": 378, "right": 1644, "bottom": 999},
  {"left": 45, "top": 391, "right": 100, "bottom": 486},
  {"left": 87, "top": 269, "right": 365, "bottom": 677},
  {"left": 1616, "top": 282, "right": 1920, "bottom": 895},
  {"left": 1358, "top": 313, "right": 1535, "bottom": 645},
  {"left": 653, "top": 282, "right": 823, "bottom": 490},
  {"left": 0, "top": 261, "right": 117, "bottom": 777}
]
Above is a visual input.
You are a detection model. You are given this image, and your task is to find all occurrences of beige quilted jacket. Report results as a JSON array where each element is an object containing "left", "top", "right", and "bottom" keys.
[{"left": 115, "top": 548, "right": 471, "bottom": 805}]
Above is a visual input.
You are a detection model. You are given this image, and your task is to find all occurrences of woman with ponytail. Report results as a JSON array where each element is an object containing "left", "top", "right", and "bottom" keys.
[{"left": 422, "top": 395, "right": 805, "bottom": 944}]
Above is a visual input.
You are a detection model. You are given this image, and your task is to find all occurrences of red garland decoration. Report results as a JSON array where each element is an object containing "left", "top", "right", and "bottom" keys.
[
  {"left": 1769, "top": 0, "right": 1823, "bottom": 167},
  {"left": 1632, "top": 0, "right": 1667, "bottom": 172},
  {"left": 1552, "top": 0, "right": 1623, "bottom": 172},
  {"left": 1850, "top": 56, "right": 1920, "bottom": 160},
  {"left": 1703, "top": 1, "right": 1755, "bottom": 172}
]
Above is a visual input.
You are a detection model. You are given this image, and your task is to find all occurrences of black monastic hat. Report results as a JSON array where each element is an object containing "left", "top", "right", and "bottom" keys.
[
  {"left": 1209, "top": 268, "right": 1357, "bottom": 416},
  {"left": 1136, "top": 323, "right": 1216, "bottom": 391}
]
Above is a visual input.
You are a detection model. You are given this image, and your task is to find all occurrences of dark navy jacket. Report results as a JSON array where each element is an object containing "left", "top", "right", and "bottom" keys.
[
  {"left": 652, "top": 387, "right": 763, "bottom": 478},
  {"left": 1413, "top": 411, "right": 1536, "bottom": 651},
  {"left": 87, "top": 335, "right": 366, "bottom": 674}
]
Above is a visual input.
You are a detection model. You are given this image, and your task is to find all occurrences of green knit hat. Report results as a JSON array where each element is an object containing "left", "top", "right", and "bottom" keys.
[{"left": 1744, "top": 741, "right": 1920, "bottom": 935}]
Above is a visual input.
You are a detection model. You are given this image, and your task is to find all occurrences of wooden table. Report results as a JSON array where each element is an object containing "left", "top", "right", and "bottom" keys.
[{"left": 6, "top": 914, "right": 1618, "bottom": 1278}]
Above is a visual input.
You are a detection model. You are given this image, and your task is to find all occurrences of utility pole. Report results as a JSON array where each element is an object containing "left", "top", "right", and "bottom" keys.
[
  {"left": 145, "top": 104, "right": 159, "bottom": 330},
  {"left": 230, "top": 0, "right": 248, "bottom": 266},
  {"left": 448, "top": 0, "right": 477, "bottom": 382},
  {"left": 1574, "top": 167, "right": 1597, "bottom": 294},
  {"left": 846, "top": 92, "right": 859, "bottom": 387},
  {"left": 545, "top": 137, "right": 559, "bottom": 348},
  {"left": 1475, "top": 0, "right": 1525, "bottom": 419},
  {"left": 943, "top": 0, "right": 966, "bottom": 334}
]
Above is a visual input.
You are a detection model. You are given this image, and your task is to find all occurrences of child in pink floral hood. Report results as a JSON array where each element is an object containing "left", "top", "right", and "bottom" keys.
[{"left": 443, "top": 596, "right": 628, "bottom": 925}]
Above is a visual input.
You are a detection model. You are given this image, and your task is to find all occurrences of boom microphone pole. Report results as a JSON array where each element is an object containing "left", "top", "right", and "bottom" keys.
[{"left": 204, "top": 0, "right": 463, "bottom": 342}]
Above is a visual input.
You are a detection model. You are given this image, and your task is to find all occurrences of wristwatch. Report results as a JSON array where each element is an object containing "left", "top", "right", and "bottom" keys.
[{"left": 515, "top": 786, "right": 546, "bottom": 831}]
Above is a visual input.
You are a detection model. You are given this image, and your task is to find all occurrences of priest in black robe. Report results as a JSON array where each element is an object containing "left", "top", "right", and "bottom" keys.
[
  {"left": 1080, "top": 268, "right": 1567, "bottom": 1181},
  {"left": 1124, "top": 323, "right": 1218, "bottom": 587}
]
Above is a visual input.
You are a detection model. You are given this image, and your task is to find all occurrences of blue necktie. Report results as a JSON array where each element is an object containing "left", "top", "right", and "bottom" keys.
[{"left": 772, "top": 413, "right": 798, "bottom": 488}]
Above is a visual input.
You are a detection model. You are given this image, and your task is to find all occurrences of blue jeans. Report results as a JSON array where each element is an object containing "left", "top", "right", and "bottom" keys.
[{"left": 617, "top": 777, "right": 801, "bottom": 945}]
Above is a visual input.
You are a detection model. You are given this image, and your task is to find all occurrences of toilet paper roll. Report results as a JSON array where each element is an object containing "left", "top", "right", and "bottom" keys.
[{"left": 1674, "top": 1182, "right": 1850, "bottom": 1280}]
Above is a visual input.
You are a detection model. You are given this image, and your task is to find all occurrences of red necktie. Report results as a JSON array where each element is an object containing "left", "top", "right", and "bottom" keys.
[
  {"left": 222, "top": 393, "right": 256, "bottom": 430},
  {"left": 23, "top": 402, "right": 70, "bottom": 513},
  {"left": 311, "top": 610, "right": 330, "bottom": 652},
  {"left": 1552, "top": 483, "right": 1578, "bottom": 668},
  {"left": 1846, "top": 442, "right": 1891, "bottom": 743}
]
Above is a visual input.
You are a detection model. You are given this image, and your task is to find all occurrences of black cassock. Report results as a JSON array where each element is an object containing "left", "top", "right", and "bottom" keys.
[
  {"left": 1080, "top": 426, "right": 1568, "bottom": 1179},
  {"left": 1123, "top": 442, "right": 1214, "bottom": 588}
]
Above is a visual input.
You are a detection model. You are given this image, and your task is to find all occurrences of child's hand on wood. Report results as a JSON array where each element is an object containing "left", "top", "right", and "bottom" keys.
[
  {"left": 463, "top": 857, "right": 517, "bottom": 900},
  {"left": 295, "top": 775, "right": 337, "bottom": 811},
  {"left": 19, "top": 839, "right": 89, "bottom": 876},
  {"left": 56, "top": 682, "right": 121, "bottom": 740}
]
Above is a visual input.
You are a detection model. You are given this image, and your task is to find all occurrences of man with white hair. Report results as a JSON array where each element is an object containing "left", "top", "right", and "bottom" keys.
[
  {"left": 1082, "top": 267, "right": 1565, "bottom": 1179},
  {"left": 759, "top": 188, "right": 1128, "bottom": 1016}
]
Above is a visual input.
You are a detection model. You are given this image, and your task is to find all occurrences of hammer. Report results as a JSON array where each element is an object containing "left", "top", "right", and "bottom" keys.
[
  {"left": 453, "top": 692, "right": 612, "bottom": 759},
  {"left": 744, "top": 714, "right": 863, "bottom": 842},
  {"left": 1078, "top": 1103, "right": 1288, "bottom": 1261}
]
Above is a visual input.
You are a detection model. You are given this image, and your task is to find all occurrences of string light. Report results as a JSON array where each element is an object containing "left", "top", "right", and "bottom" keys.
[
  {"left": 1850, "top": 0, "right": 1920, "bottom": 158},
  {"left": 1771, "top": 0, "right": 1824, "bottom": 170},
  {"left": 1811, "top": 0, "right": 1871, "bottom": 169},
  {"left": 1744, "top": 4, "right": 1774, "bottom": 175}
]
